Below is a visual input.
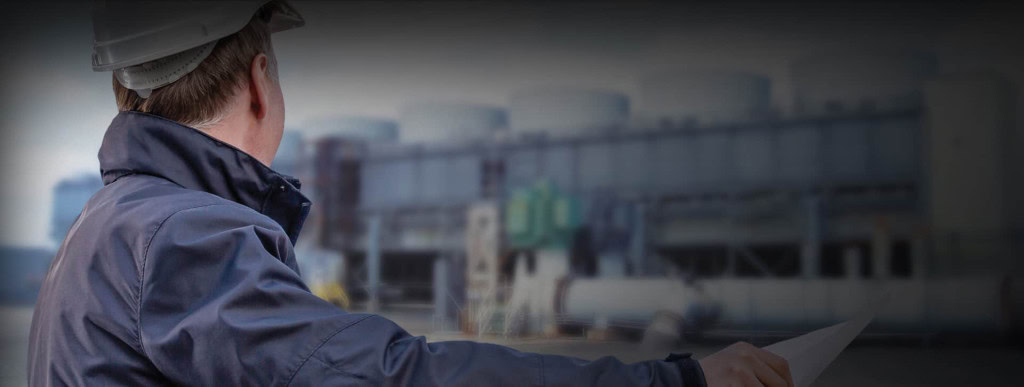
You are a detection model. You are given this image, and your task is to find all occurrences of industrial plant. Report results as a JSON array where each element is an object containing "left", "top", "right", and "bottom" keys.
[{"left": 263, "top": 50, "right": 1024, "bottom": 343}]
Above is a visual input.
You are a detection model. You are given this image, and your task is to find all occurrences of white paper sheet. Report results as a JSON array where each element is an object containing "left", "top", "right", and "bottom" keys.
[{"left": 762, "top": 311, "right": 874, "bottom": 387}]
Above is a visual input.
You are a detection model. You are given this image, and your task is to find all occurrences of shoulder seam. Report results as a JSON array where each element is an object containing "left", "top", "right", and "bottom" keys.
[
  {"left": 285, "top": 314, "right": 376, "bottom": 386},
  {"left": 134, "top": 203, "right": 235, "bottom": 360}
]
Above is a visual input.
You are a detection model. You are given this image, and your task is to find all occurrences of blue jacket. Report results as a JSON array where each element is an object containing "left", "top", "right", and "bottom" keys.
[{"left": 27, "top": 111, "right": 706, "bottom": 386}]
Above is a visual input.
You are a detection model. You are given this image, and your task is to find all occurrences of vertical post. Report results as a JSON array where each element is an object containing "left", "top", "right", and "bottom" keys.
[
  {"left": 802, "top": 196, "right": 822, "bottom": 278},
  {"left": 726, "top": 246, "right": 737, "bottom": 277},
  {"left": 725, "top": 198, "right": 738, "bottom": 278},
  {"left": 366, "top": 215, "right": 381, "bottom": 313},
  {"left": 871, "top": 216, "right": 891, "bottom": 279},
  {"left": 911, "top": 233, "right": 928, "bottom": 279},
  {"left": 433, "top": 254, "right": 450, "bottom": 331},
  {"left": 843, "top": 246, "right": 862, "bottom": 280},
  {"left": 629, "top": 202, "right": 648, "bottom": 276}
]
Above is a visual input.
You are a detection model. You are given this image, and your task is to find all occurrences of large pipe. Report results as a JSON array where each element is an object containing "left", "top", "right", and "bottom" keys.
[
  {"left": 559, "top": 278, "right": 718, "bottom": 328},
  {"left": 699, "top": 277, "right": 1011, "bottom": 333},
  {"left": 555, "top": 277, "right": 1014, "bottom": 334}
]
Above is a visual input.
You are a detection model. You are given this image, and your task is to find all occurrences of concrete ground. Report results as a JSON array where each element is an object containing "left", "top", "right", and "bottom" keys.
[{"left": 3, "top": 305, "right": 1022, "bottom": 386}]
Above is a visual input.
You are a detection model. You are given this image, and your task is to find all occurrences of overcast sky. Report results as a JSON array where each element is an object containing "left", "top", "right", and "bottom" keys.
[{"left": 0, "top": 1, "right": 1021, "bottom": 248}]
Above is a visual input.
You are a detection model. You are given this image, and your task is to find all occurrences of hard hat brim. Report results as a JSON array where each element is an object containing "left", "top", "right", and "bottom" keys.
[{"left": 92, "top": 0, "right": 305, "bottom": 72}]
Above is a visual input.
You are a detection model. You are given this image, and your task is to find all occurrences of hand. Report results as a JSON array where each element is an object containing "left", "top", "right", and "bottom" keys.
[{"left": 699, "top": 342, "right": 793, "bottom": 387}]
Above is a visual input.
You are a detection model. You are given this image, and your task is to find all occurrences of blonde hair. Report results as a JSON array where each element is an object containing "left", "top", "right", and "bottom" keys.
[{"left": 113, "top": 8, "right": 277, "bottom": 129}]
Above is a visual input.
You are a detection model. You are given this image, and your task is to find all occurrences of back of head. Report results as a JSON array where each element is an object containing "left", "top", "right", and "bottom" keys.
[
  {"left": 112, "top": 11, "right": 275, "bottom": 129},
  {"left": 93, "top": 0, "right": 304, "bottom": 129}
]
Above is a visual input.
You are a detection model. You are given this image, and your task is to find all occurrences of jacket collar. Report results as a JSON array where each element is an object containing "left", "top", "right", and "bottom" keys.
[{"left": 98, "top": 111, "right": 310, "bottom": 244}]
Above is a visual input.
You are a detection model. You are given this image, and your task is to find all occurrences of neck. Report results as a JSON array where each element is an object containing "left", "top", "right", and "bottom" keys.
[{"left": 198, "top": 106, "right": 273, "bottom": 166}]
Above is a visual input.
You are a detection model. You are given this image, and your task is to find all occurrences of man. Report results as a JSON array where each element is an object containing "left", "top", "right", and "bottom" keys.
[{"left": 28, "top": 1, "right": 792, "bottom": 386}]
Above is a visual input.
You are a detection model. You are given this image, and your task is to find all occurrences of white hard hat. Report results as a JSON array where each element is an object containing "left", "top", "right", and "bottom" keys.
[{"left": 92, "top": 0, "right": 304, "bottom": 97}]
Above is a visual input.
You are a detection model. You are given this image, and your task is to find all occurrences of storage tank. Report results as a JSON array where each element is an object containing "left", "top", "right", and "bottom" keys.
[
  {"left": 638, "top": 70, "right": 772, "bottom": 126},
  {"left": 399, "top": 102, "right": 507, "bottom": 144},
  {"left": 791, "top": 50, "right": 937, "bottom": 116},
  {"left": 508, "top": 88, "right": 629, "bottom": 137},
  {"left": 304, "top": 116, "right": 399, "bottom": 143},
  {"left": 301, "top": 116, "right": 397, "bottom": 143}
]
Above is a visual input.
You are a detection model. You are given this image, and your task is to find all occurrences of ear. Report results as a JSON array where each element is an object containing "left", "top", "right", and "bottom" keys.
[{"left": 248, "top": 53, "right": 271, "bottom": 120}]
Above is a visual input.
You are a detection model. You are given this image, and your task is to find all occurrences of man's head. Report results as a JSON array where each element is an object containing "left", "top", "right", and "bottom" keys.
[{"left": 111, "top": 7, "right": 286, "bottom": 166}]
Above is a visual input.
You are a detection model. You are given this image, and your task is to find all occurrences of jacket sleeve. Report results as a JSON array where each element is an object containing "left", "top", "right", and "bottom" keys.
[{"left": 138, "top": 205, "right": 705, "bottom": 387}]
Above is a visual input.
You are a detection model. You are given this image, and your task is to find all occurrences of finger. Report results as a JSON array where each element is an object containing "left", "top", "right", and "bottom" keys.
[
  {"left": 748, "top": 353, "right": 789, "bottom": 387},
  {"left": 753, "top": 349, "right": 793, "bottom": 387},
  {"left": 737, "top": 367, "right": 762, "bottom": 387}
]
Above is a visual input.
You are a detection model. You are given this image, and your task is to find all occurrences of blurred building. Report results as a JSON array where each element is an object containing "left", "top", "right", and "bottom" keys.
[
  {"left": 1, "top": 174, "right": 102, "bottom": 305},
  {"left": 271, "top": 130, "right": 306, "bottom": 178},
  {"left": 50, "top": 174, "right": 103, "bottom": 244},
  {"left": 638, "top": 70, "right": 774, "bottom": 127},
  {"left": 0, "top": 246, "right": 54, "bottom": 304},
  {"left": 925, "top": 73, "right": 1021, "bottom": 275},
  {"left": 305, "top": 51, "right": 1022, "bottom": 337}
]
